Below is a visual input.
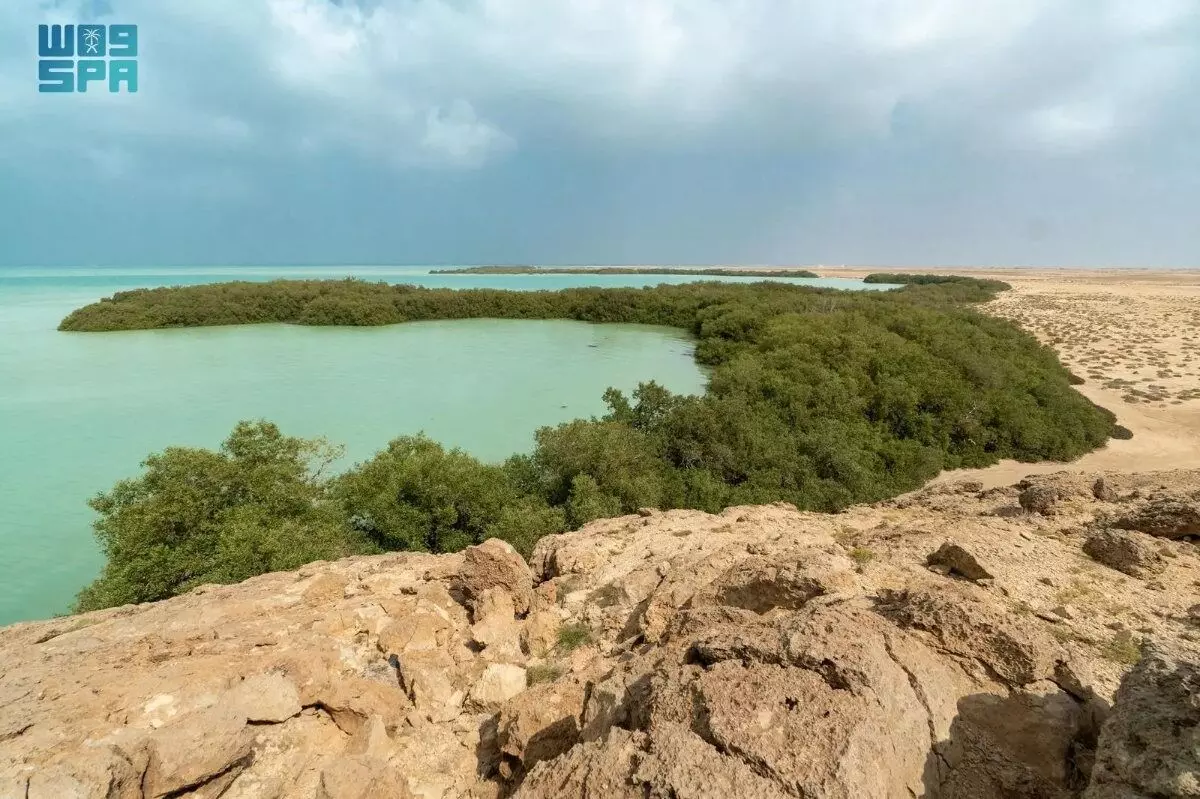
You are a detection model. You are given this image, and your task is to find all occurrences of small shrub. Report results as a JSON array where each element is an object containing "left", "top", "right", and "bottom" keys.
[
  {"left": 1100, "top": 631, "right": 1141, "bottom": 665},
  {"left": 849, "top": 547, "right": 875, "bottom": 567},
  {"left": 557, "top": 623, "right": 593, "bottom": 652},
  {"left": 1111, "top": 425, "right": 1134, "bottom": 440},
  {"left": 527, "top": 663, "right": 565, "bottom": 686}
]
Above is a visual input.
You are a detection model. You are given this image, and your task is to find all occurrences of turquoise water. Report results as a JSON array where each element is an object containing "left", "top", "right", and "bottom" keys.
[{"left": 0, "top": 267, "right": 883, "bottom": 624}]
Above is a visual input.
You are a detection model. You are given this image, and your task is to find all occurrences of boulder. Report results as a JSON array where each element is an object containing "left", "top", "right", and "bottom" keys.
[
  {"left": 457, "top": 539, "right": 534, "bottom": 617},
  {"left": 498, "top": 678, "right": 588, "bottom": 776},
  {"left": 926, "top": 542, "right": 994, "bottom": 582},
  {"left": 1114, "top": 497, "right": 1200, "bottom": 539},
  {"left": 142, "top": 706, "right": 253, "bottom": 799},
  {"left": 231, "top": 672, "right": 301, "bottom": 723},
  {"left": 469, "top": 664, "right": 527, "bottom": 711},
  {"left": 876, "top": 586, "right": 1062, "bottom": 687},
  {"left": 1093, "top": 477, "right": 1117, "bottom": 502},
  {"left": 1020, "top": 485, "right": 1060, "bottom": 516},
  {"left": 1085, "top": 644, "right": 1200, "bottom": 798},
  {"left": 1082, "top": 529, "right": 1167, "bottom": 579},
  {"left": 317, "top": 755, "right": 413, "bottom": 799}
]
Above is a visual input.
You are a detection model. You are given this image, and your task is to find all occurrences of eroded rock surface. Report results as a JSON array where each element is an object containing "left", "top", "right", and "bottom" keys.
[
  {"left": 1, "top": 471, "right": 1198, "bottom": 799},
  {"left": 1085, "top": 643, "right": 1200, "bottom": 799}
]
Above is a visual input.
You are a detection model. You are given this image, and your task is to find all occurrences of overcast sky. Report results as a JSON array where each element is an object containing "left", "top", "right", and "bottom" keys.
[{"left": 1, "top": 0, "right": 1198, "bottom": 267}]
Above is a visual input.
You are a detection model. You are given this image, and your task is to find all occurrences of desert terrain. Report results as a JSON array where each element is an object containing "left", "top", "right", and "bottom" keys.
[{"left": 818, "top": 267, "right": 1200, "bottom": 487}]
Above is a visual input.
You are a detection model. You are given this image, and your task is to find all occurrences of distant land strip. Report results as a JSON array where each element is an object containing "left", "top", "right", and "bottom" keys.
[{"left": 428, "top": 266, "right": 822, "bottom": 278}]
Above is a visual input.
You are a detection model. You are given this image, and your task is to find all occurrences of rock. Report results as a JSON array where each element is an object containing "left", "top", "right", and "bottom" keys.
[
  {"left": 4, "top": 473, "right": 1200, "bottom": 799},
  {"left": 470, "top": 588, "right": 522, "bottom": 657},
  {"left": 1114, "top": 497, "right": 1200, "bottom": 539},
  {"left": 1093, "top": 477, "right": 1117, "bottom": 502},
  {"left": 498, "top": 678, "right": 588, "bottom": 776},
  {"left": 469, "top": 664, "right": 527, "bottom": 710},
  {"left": 23, "top": 748, "right": 144, "bottom": 799},
  {"left": 232, "top": 672, "right": 301, "bottom": 723},
  {"left": 877, "top": 586, "right": 1062, "bottom": 686},
  {"left": 458, "top": 539, "right": 534, "bottom": 617},
  {"left": 514, "top": 729, "right": 646, "bottom": 799},
  {"left": 317, "top": 756, "right": 413, "bottom": 799},
  {"left": 142, "top": 706, "right": 253, "bottom": 798},
  {"left": 520, "top": 610, "right": 561, "bottom": 657},
  {"left": 378, "top": 610, "right": 453, "bottom": 656},
  {"left": 1085, "top": 643, "right": 1200, "bottom": 798},
  {"left": 927, "top": 541, "right": 995, "bottom": 582},
  {"left": 1083, "top": 529, "right": 1168, "bottom": 579},
  {"left": 637, "top": 508, "right": 656, "bottom": 517},
  {"left": 1020, "top": 485, "right": 1060, "bottom": 516},
  {"left": 1051, "top": 604, "right": 1077, "bottom": 620},
  {"left": 396, "top": 649, "right": 463, "bottom": 722}
]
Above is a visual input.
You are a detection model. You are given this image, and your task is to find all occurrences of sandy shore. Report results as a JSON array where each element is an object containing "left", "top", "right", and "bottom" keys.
[{"left": 815, "top": 267, "right": 1200, "bottom": 488}]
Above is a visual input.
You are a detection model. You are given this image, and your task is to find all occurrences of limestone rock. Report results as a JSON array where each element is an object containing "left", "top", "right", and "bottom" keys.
[
  {"left": 232, "top": 671, "right": 302, "bottom": 723},
  {"left": 143, "top": 705, "right": 253, "bottom": 798},
  {"left": 2, "top": 470, "right": 1199, "bottom": 799},
  {"left": 1020, "top": 485, "right": 1061, "bottom": 516},
  {"left": 1083, "top": 529, "right": 1167, "bottom": 579},
  {"left": 927, "top": 541, "right": 994, "bottom": 582},
  {"left": 317, "top": 755, "right": 413, "bottom": 799},
  {"left": 876, "top": 585, "right": 1062, "bottom": 686},
  {"left": 519, "top": 610, "right": 560, "bottom": 657},
  {"left": 1114, "top": 497, "right": 1200, "bottom": 539},
  {"left": 1085, "top": 644, "right": 1200, "bottom": 798},
  {"left": 458, "top": 539, "right": 534, "bottom": 617},
  {"left": 498, "top": 678, "right": 588, "bottom": 776},
  {"left": 469, "top": 663, "right": 527, "bottom": 710},
  {"left": 1093, "top": 477, "right": 1117, "bottom": 502}
]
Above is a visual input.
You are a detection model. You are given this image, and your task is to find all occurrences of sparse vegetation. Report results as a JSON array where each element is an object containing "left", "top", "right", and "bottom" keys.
[
  {"left": 849, "top": 547, "right": 876, "bottom": 567},
  {"left": 556, "top": 623, "right": 594, "bottom": 652},
  {"left": 526, "top": 662, "right": 565, "bottom": 686},
  {"left": 1100, "top": 631, "right": 1142, "bottom": 665}
]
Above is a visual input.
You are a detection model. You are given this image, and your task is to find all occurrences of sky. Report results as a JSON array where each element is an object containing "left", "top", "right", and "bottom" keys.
[{"left": 1, "top": 0, "right": 1198, "bottom": 267}]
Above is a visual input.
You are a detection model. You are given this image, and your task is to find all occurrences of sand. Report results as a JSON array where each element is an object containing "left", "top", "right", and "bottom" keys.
[{"left": 815, "top": 267, "right": 1200, "bottom": 488}]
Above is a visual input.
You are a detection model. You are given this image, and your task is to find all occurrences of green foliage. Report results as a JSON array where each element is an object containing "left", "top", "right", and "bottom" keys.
[
  {"left": 1100, "top": 631, "right": 1141, "bottom": 665},
  {"left": 332, "top": 435, "right": 563, "bottom": 556},
  {"left": 849, "top": 547, "right": 875, "bottom": 566},
  {"left": 74, "top": 422, "right": 372, "bottom": 612},
  {"left": 67, "top": 276, "right": 1123, "bottom": 612},
  {"left": 428, "top": 266, "right": 821, "bottom": 278},
  {"left": 556, "top": 623, "right": 594, "bottom": 652},
  {"left": 863, "top": 272, "right": 1012, "bottom": 292},
  {"left": 526, "top": 663, "right": 565, "bottom": 685}
]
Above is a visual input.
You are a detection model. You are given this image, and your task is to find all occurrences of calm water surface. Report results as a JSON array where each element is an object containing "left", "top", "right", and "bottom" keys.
[{"left": 0, "top": 267, "right": 885, "bottom": 623}]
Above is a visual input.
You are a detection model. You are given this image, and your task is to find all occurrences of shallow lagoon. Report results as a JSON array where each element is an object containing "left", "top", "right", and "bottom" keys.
[{"left": 0, "top": 267, "right": 884, "bottom": 623}]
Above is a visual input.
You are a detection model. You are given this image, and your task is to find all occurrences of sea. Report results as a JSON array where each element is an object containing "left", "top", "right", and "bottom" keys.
[{"left": 0, "top": 266, "right": 885, "bottom": 624}]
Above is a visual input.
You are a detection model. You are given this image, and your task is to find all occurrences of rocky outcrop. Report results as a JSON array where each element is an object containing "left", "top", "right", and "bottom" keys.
[
  {"left": 1, "top": 470, "right": 1198, "bottom": 799},
  {"left": 1021, "top": 484, "right": 1061, "bottom": 516},
  {"left": 927, "top": 541, "right": 995, "bottom": 582},
  {"left": 1114, "top": 496, "right": 1200, "bottom": 540},
  {"left": 1085, "top": 643, "right": 1200, "bottom": 798},
  {"left": 1083, "top": 529, "right": 1167, "bottom": 579}
]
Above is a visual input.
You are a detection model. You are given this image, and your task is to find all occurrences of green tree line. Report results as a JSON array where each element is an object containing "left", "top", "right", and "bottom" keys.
[
  {"left": 428, "top": 266, "right": 821, "bottom": 278},
  {"left": 65, "top": 277, "right": 1118, "bottom": 612}
]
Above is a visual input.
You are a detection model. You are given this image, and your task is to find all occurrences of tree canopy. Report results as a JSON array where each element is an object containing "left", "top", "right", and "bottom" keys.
[{"left": 67, "top": 277, "right": 1119, "bottom": 612}]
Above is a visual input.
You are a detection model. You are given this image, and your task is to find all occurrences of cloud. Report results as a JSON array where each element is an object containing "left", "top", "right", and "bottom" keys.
[
  {"left": 4, "top": 0, "right": 1197, "bottom": 178},
  {"left": 2, "top": 0, "right": 1199, "bottom": 267}
]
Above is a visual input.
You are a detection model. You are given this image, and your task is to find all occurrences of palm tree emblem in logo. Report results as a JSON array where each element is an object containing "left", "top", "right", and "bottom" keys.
[{"left": 82, "top": 27, "right": 102, "bottom": 54}]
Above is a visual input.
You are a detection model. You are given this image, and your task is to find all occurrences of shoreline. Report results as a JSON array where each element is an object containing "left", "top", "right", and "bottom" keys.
[{"left": 859, "top": 267, "right": 1200, "bottom": 487}]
